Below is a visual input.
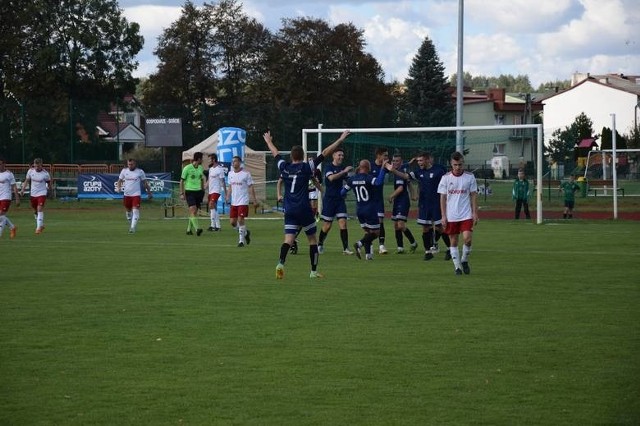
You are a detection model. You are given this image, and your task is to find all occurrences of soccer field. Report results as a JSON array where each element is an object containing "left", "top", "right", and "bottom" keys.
[{"left": 1, "top": 203, "right": 639, "bottom": 425}]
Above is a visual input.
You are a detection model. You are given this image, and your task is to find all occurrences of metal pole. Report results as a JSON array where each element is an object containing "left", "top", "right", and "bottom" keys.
[
  {"left": 455, "top": 0, "right": 464, "bottom": 153},
  {"left": 611, "top": 114, "right": 618, "bottom": 219},
  {"left": 536, "top": 123, "right": 543, "bottom": 224}
]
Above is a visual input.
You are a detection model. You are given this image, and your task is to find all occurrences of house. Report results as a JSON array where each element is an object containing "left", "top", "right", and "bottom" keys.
[
  {"left": 453, "top": 88, "right": 543, "bottom": 176},
  {"left": 543, "top": 73, "right": 640, "bottom": 148},
  {"left": 96, "top": 95, "right": 146, "bottom": 159}
]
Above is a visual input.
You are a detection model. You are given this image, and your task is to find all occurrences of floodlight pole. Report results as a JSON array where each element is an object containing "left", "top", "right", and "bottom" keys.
[
  {"left": 455, "top": 0, "right": 464, "bottom": 153},
  {"left": 611, "top": 114, "right": 618, "bottom": 219}
]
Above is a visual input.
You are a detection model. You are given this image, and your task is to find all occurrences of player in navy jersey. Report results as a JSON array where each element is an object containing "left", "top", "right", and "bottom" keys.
[
  {"left": 388, "top": 151, "right": 451, "bottom": 261},
  {"left": 264, "top": 129, "right": 351, "bottom": 279},
  {"left": 388, "top": 153, "right": 418, "bottom": 254},
  {"left": 342, "top": 159, "right": 388, "bottom": 260},
  {"left": 317, "top": 147, "right": 354, "bottom": 255},
  {"left": 369, "top": 147, "right": 390, "bottom": 254}
]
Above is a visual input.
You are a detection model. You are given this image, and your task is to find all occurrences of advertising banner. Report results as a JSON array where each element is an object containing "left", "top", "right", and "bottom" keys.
[
  {"left": 77, "top": 173, "right": 172, "bottom": 199},
  {"left": 216, "top": 127, "right": 246, "bottom": 163}
]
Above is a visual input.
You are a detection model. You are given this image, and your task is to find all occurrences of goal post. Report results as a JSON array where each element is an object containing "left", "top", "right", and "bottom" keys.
[{"left": 302, "top": 124, "right": 544, "bottom": 224}]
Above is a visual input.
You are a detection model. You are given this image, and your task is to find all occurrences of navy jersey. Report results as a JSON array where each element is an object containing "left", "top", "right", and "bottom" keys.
[
  {"left": 277, "top": 154, "right": 324, "bottom": 213},
  {"left": 410, "top": 164, "right": 447, "bottom": 206},
  {"left": 369, "top": 160, "right": 386, "bottom": 214},
  {"left": 323, "top": 163, "right": 348, "bottom": 199},
  {"left": 393, "top": 163, "right": 412, "bottom": 206}
]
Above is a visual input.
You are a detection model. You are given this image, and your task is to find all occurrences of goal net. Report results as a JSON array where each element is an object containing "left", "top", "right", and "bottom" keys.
[{"left": 302, "top": 124, "right": 544, "bottom": 223}]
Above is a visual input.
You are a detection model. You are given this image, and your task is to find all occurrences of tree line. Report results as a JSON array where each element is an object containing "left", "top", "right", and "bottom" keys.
[{"left": 1, "top": 0, "right": 598, "bottom": 166}]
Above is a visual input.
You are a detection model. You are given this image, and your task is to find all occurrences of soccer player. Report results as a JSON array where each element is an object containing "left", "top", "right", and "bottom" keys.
[
  {"left": 264, "top": 129, "right": 350, "bottom": 279},
  {"left": 438, "top": 152, "right": 478, "bottom": 275},
  {"left": 343, "top": 159, "right": 388, "bottom": 260},
  {"left": 19, "top": 158, "right": 50, "bottom": 234},
  {"left": 370, "top": 147, "right": 390, "bottom": 254},
  {"left": 116, "top": 158, "right": 152, "bottom": 233},
  {"left": 0, "top": 157, "right": 20, "bottom": 239},
  {"left": 180, "top": 152, "right": 205, "bottom": 236},
  {"left": 226, "top": 156, "right": 256, "bottom": 247},
  {"left": 387, "top": 151, "right": 450, "bottom": 261},
  {"left": 206, "top": 153, "right": 226, "bottom": 231},
  {"left": 387, "top": 153, "right": 418, "bottom": 254},
  {"left": 512, "top": 168, "right": 531, "bottom": 219},
  {"left": 560, "top": 175, "right": 580, "bottom": 219},
  {"left": 317, "top": 147, "right": 354, "bottom": 255}
]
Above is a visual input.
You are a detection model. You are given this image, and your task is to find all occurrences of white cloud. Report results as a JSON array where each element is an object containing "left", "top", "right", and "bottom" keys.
[{"left": 465, "top": 0, "right": 576, "bottom": 32}]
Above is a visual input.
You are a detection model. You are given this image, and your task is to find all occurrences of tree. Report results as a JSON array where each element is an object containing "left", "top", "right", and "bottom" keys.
[
  {"left": 600, "top": 127, "right": 627, "bottom": 150},
  {"left": 402, "top": 37, "right": 454, "bottom": 128},
  {"left": 449, "top": 72, "right": 533, "bottom": 92},
  {"left": 258, "top": 17, "right": 392, "bottom": 147},
  {"left": 547, "top": 112, "right": 594, "bottom": 164},
  {"left": 1, "top": 0, "right": 143, "bottom": 161}
]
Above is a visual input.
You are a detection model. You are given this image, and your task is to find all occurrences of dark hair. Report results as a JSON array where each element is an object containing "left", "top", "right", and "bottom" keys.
[
  {"left": 451, "top": 151, "right": 464, "bottom": 161},
  {"left": 232, "top": 155, "right": 242, "bottom": 162},
  {"left": 375, "top": 147, "right": 388, "bottom": 157},
  {"left": 291, "top": 145, "right": 304, "bottom": 162},
  {"left": 418, "top": 151, "right": 432, "bottom": 159},
  {"left": 193, "top": 152, "right": 203, "bottom": 161},
  {"left": 209, "top": 153, "right": 218, "bottom": 162}
]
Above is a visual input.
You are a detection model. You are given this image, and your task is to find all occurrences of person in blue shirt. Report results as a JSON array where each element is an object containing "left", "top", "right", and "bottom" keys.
[
  {"left": 342, "top": 159, "right": 388, "bottom": 260},
  {"left": 264, "top": 129, "right": 351, "bottom": 279},
  {"left": 388, "top": 153, "right": 418, "bottom": 254},
  {"left": 388, "top": 151, "right": 451, "bottom": 261},
  {"left": 317, "top": 147, "right": 354, "bottom": 255},
  {"left": 369, "top": 147, "right": 390, "bottom": 254}
]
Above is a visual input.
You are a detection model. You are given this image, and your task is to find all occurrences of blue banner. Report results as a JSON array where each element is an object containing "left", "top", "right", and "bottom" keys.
[{"left": 77, "top": 173, "right": 172, "bottom": 199}]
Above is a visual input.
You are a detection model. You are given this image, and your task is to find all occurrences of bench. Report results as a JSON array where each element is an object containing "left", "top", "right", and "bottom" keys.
[
  {"left": 586, "top": 180, "right": 624, "bottom": 197},
  {"left": 588, "top": 187, "right": 624, "bottom": 197},
  {"left": 53, "top": 178, "right": 78, "bottom": 198}
]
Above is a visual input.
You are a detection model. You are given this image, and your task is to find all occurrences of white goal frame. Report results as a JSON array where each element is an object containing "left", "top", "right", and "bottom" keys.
[{"left": 302, "top": 124, "right": 545, "bottom": 224}]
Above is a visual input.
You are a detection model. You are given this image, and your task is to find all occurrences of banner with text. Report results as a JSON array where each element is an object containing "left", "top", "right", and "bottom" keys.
[{"left": 77, "top": 173, "right": 172, "bottom": 199}]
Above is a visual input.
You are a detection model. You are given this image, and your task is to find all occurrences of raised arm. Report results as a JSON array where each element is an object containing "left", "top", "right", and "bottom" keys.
[
  {"left": 263, "top": 131, "right": 279, "bottom": 157},
  {"left": 320, "top": 130, "right": 351, "bottom": 158}
]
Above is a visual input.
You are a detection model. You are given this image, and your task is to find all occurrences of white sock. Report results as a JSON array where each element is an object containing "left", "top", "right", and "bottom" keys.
[
  {"left": 213, "top": 210, "right": 220, "bottom": 228},
  {"left": 126, "top": 211, "right": 132, "bottom": 220},
  {"left": 37, "top": 212, "right": 44, "bottom": 229},
  {"left": 210, "top": 209, "right": 215, "bottom": 227},
  {"left": 0, "top": 216, "right": 6, "bottom": 236},
  {"left": 461, "top": 244, "right": 471, "bottom": 262},
  {"left": 131, "top": 209, "right": 140, "bottom": 230},
  {"left": 239, "top": 225, "right": 246, "bottom": 242},
  {"left": 450, "top": 247, "right": 460, "bottom": 269}
]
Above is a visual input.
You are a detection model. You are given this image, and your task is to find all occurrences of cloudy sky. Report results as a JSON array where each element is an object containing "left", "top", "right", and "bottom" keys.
[{"left": 120, "top": 0, "right": 640, "bottom": 88}]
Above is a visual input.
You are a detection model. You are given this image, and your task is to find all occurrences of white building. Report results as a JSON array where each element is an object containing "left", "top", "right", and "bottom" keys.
[{"left": 543, "top": 73, "right": 640, "bottom": 146}]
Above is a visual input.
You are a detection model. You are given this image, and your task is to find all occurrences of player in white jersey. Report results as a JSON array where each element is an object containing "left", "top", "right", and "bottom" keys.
[
  {"left": 226, "top": 156, "right": 256, "bottom": 247},
  {"left": 20, "top": 158, "right": 51, "bottom": 234},
  {"left": 116, "top": 159, "right": 152, "bottom": 233},
  {"left": 206, "top": 153, "right": 226, "bottom": 231},
  {"left": 0, "top": 157, "right": 20, "bottom": 239},
  {"left": 437, "top": 151, "right": 478, "bottom": 276}
]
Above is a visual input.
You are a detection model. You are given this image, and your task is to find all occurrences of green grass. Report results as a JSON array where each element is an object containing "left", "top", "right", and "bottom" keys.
[{"left": 1, "top": 201, "right": 639, "bottom": 425}]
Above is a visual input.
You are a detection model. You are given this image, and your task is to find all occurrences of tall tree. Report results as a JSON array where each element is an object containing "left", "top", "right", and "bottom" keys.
[
  {"left": 403, "top": 37, "right": 454, "bottom": 127},
  {"left": 1, "top": 0, "right": 142, "bottom": 161},
  {"left": 547, "top": 112, "right": 594, "bottom": 164},
  {"left": 260, "top": 17, "right": 392, "bottom": 143}
]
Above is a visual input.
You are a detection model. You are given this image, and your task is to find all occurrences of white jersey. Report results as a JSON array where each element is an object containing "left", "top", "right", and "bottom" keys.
[
  {"left": 0, "top": 170, "right": 16, "bottom": 201},
  {"left": 437, "top": 171, "right": 477, "bottom": 222},
  {"left": 26, "top": 168, "right": 50, "bottom": 197},
  {"left": 118, "top": 167, "right": 147, "bottom": 196},
  {"left": 208, "top": 164, "right": 226, "bottom": 194},
  {"left": 227, "top": 168, "right": 253, "bottom": 206}
]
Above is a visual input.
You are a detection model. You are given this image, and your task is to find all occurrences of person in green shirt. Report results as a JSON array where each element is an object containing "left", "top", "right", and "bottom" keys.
[
  {"left": 180, "top": 152, "right": 205, "bottom": 235},
  {"left": 512, "top": 168, "right": 531, "bottom": 220},
  {"left": 560, "top": 175, "right": 580, "bottom": 219}
]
